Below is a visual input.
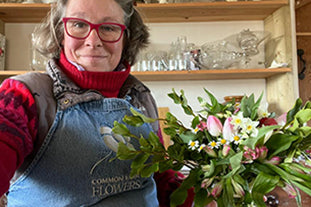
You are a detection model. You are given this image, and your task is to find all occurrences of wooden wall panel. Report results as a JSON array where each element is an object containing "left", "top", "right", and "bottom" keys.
[
  {"left": 296, "top": 2, "right": 311, "bottom": 32},
  {"left": 296, "top": 1, "right": 311, "bottom": 103}
]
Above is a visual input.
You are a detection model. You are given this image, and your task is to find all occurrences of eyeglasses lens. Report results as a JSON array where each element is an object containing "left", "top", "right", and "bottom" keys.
[{"left": 65, "top": 19, "right": 124, "bottom": 42}]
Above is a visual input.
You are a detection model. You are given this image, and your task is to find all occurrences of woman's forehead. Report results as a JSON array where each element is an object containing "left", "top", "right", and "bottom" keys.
[{"left": 65, "top": 0, "right": 124, "bottom": 23}]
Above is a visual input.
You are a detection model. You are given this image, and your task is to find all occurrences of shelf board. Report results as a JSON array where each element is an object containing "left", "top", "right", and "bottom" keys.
[
  {"left": 132, "top": 68, "right": 291, "bottom": 81},
  {"left": 296, "top": 32, "right": 311, "bottom": 36},
  {"left": 136, "top": 1, "right": 288, "bottom": 22},
  {"left": 0, "top": 1, "right": 288, "bottom": 23},
  {"left": 0, "top": 3, "right": 51, "bottom": 23},
  {"left": 0, "top": 68, "right": 291, "bottom": 81}
]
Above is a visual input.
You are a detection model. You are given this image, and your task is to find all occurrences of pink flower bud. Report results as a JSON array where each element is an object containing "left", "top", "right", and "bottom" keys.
[
  {"left": 258, "top": 146, "right": 268, "bottom": 160},
  {"left": 206, "top": 115, "right": 223, "bottom": 137},
  {"left": 211, "top": 182, "right": 223, "bottom": 198},
  {"left": 201, "top": 177, "right": 214, "bottom": 189},
  {"left": 282, "top": 183, "right": 297, "bottom": 198},
  {"left": 264, "top": 156, "right": 281, "bottom": 165},
  {"left": 203, "top": 146, "right": 218, "bottom": 158},
  {"left": 197, "top": 121, "right": 208, "bottom": 131},
  {"left": 222, "top": 144, "right": 231, "bottom": 157},
  {"left": 243, "top": 146, "right": 259, "bottom": 161},
  {"left": 231, "top": 179, "right": 245, "bottom": 198}
]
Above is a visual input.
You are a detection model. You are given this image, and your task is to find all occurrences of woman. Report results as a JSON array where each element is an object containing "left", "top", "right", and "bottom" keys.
[{"left": 0, "top": 0, "right": 193, "bottom": 206}]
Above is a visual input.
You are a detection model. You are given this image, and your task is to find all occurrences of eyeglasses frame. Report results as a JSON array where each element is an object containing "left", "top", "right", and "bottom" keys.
[{"left": 62, "top": 17, "right": 127, "bottom": 43}]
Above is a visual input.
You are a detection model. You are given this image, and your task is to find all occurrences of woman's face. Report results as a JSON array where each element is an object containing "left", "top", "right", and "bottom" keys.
[{"left": 63, "top": 0, "right": 125, "bottom": 72}]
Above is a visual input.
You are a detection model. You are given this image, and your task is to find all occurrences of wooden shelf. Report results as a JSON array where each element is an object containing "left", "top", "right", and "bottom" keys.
[
  {"left": 297, "top": 32, "right": 311, "bottom": 36},
  {"left": 0, "top": 68, "right": 291, "bottom": 81},
  {"left": 132, "top": 68, "right": 291, "bottom": 81},
  {"left": 136, "top": 1, "right": 288, "bottom": 23},
  {"left": 0, "top": 1, "right": 288, "bottom": 23},
  {"left": 0, "top": 3, "right": 51, "bottom": 23}
]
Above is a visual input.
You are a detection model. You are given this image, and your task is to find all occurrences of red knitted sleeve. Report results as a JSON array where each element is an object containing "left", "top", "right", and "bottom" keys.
[{"left": 0, "top": 79, "right": 38, "bottom": 196}]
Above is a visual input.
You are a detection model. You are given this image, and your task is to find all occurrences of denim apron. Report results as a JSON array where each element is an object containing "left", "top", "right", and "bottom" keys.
[{"left": 7, "top": 98, "right": 158, "bottom": 207}]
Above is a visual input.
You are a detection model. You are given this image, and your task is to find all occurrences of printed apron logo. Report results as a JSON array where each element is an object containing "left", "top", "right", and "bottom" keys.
[{"left": 91, "top": 175, "right": 142, "bottom": 197}]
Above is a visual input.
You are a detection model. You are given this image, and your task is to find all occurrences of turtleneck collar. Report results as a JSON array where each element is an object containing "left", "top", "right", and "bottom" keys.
[{"left": 58, "top": 50, "right": 130, "bottom": 98}]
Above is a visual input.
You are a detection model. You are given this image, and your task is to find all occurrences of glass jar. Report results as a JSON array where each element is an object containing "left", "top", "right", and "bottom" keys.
[{"left": 30, "top": 33, "right": 48, "bottom": 71}]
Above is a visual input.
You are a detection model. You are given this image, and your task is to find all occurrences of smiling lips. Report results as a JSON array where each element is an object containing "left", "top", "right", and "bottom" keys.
[{"left": 80, "top": 54, "right": 107, "bottom": 59}]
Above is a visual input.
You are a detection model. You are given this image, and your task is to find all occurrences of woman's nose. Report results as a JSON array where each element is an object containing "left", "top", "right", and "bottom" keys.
[{"left": 85, "top": 29, "right": 103, "bottom": 47}]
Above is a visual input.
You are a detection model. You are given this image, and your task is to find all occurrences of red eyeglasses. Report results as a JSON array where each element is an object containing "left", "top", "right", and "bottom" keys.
[{"left": 62, "top": 17, "right": 127, "bottom": 43}]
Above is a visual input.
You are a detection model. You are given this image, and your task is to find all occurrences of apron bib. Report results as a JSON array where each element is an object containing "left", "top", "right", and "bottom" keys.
[{"left": 8, "top": 98, "right": 158, "bottom": 207}]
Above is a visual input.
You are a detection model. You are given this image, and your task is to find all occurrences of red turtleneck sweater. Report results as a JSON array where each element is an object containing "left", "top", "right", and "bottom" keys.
[{"left": 58, "top": 51, "right": 130, "bottom": 98}]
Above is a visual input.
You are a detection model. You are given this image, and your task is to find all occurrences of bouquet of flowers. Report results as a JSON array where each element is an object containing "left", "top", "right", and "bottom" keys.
[{"left": 112, "top": 89, "right": 311, "bottom": 207}]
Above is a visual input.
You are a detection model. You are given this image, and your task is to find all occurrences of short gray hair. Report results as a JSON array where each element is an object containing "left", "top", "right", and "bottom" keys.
[{"left": 32, "top": 0, "right": 149, "bottom": 65}]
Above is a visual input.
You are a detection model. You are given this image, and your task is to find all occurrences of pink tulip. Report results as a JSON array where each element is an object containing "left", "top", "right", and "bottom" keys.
[
  {"left": 223, "top": 117, "right": 235, "bottom": 142},
  {"left": 206, "top": 115, "right": 223, "bottom": 137}
]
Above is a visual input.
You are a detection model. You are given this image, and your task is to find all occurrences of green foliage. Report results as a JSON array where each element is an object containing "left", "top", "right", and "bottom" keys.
[{"left": 112, "top": 89, "right": 311, "bottom": 207}]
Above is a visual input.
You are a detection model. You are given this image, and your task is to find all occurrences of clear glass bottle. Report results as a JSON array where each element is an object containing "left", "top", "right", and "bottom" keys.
[{"left": 30, "top": 33, "right": 48, "bottom": 71}]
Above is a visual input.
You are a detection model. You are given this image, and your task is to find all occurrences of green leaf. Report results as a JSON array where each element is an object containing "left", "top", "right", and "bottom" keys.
[
  {"left": 223, "top": 178, "right": 235, "bottom": 206},
  {"left": 292, "top": 180, "right": 311, "bottom": 197},
  {"left": 193, "top": 189, "right": 213, "bottom": 207},
  {"left": 203, "top": 88, "right": 222, "bottom": 113},
  {"left": 265, "top": 133, "right": 299, "bottom": 158},
  {"left": 241, "top": 125, "right": 280, "bottom": 149},
  {"left": 139, "top": 137, "right": 152, "bottom": 151},
  {"left": 130, "top": 107, "right": 156, "bottom": 123},
  {"left": 304, "top": 101, "right": 311, "bottom": 109},
  {"left": 163, "top": 127, "right": 177, "bottom": 137},
  {"left": 252, "top": 172, "right": 279, "bottom": 206},
  {"left": 112, "top": 121, "right": 132, "bottom": 137},
  {"left": 140, "top": 163, "right": 159, "bottom": 177},
  {"left": 280, "top": 163, "right": 311, "bottom": 183},
  {"left": 116, "top": 142, "right": 138, "bottom": 160},
  {"left": 158, "top": 159, "right": 173, "bottom": 173},
  {"left": 170, "top": 187, "right": 188, "bottom": 207},
  {"left": 131, "top": 153, "right": 150, "bottom": 169},
  {"left": 229, "top": 151, "right": 243, "bottom": 175},
  {"left": 191, "top": 116, "right": 200, "bottom": 129},
  {"left": 203, "top": 160, "right": 216, "bottom": 178},
  {"left": 295, "top": 109, "right": 311, "bottom": 124},
  {"left": 166, "top": 112, "right": 178, "bottom": 123},
  {"left": 251, "top": 92, "right": 263, "bottom": 120},
  {"left": 198, "top": 96, "right": 212, "bottom": 109},
  {"left": 287, "top": 98, "right": 303, "bottom": 124},
  {"left": 168, "top": 89, "right": 182, "bottom": 104},
  {"left": 170, "top": 170, "right": 198, "bottom": 207},
  {"left": 122, "top": 115, "right": 144, "bottom": 127},
  {"left": 179, "top": 130, "right": 196, "bottom": 143},
  {"left": 148, "top": 131, "right": 163, "bottom": 150},
  {"left": 266, "top": 163, "right": 305, "bottom": 183},
  {"left": 298, "top": 126, "right": 311, "bottom": 137}
]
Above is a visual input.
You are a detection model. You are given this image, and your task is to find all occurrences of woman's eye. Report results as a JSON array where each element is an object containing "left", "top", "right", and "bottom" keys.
[
  {"left": 101, "top": 25, "right": 115, "bottom": 32},
  {"left": 72, "top": 21, "right": 88, "bottom": 28}
]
